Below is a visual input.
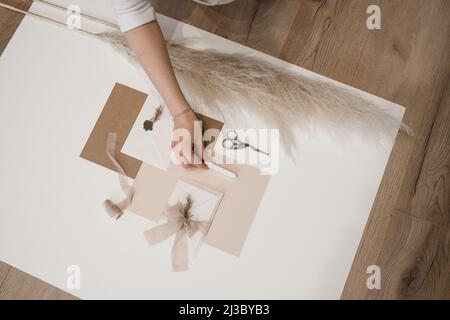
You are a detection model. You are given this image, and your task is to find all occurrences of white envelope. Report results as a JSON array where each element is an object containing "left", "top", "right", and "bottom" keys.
[
  {"left": 121, "top": 98, "right": 173, "bottom": 171},
  {"left": 167, "top": 180, "right": 222, "bottom": 222},
  {"left": 147, "top": 179, "right": 223, "bottom": 257}
]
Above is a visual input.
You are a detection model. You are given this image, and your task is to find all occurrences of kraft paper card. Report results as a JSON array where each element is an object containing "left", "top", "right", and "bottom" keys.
[{"left": 80, "top": 83, "right": 146, "bottom": 179}]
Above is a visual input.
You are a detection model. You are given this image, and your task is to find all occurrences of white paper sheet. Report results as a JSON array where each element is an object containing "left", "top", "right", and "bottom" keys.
[
  {"left": 0, "top": 0, "right": 405, "bottom": 299},
  {"left": 121, "top": 98, "right": 174, "bottom": 171}
]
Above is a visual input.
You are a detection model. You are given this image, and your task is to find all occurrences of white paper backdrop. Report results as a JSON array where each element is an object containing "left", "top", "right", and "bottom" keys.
[{"left": 0, "top": 0, "right": 404, "bottom": 299}]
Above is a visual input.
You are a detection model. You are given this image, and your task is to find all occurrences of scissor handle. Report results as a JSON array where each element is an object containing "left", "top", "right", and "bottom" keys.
[
  {"left": 226, "top": 130, "right": 239, "bottom": 140},
  {"left": 222, "top": 138, "right": 245, "bottom": 150},
  {"left": 222, "top": 139, "right": 235, "bottom": 149}
]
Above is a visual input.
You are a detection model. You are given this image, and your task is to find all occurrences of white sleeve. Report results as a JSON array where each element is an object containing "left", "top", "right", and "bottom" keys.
[{"left": 112, "top": 0, "right": 156, "bottom": 32}]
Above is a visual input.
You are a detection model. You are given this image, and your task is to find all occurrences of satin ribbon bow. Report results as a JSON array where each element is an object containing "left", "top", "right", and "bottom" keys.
[
  {"left": 144, "top": 202, "right": 210, "bottom": 272},
  {"left": 104, "top": 132, "right": 209, "bottom": 271}
]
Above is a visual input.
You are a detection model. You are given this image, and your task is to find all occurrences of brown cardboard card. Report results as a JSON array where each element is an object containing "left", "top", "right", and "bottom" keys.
[
  {"left": 80, "top": 82, "right": 223, "bottom": 177},
  {"left": 80, "top": 83, "right": 145, "bottom": 179}
]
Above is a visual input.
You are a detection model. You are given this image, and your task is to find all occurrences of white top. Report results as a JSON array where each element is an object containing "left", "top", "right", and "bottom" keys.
[{"left": 112, "top": 0, "right": 156, "bottom": 32}]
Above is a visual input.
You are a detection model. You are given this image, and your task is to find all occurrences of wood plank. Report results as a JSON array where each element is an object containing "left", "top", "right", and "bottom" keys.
[
  {"left": 369, "top": 74, "right": 450, "bottom": 299},
  {"left": 154, "top": 0, "right": 304, "bottom": 58},
  {"left": 334, "top": 0, "right": 450, "bottom": 299},
  {"left": 363, "top": 210, "right": 450, "bottom": 299},
  {"left": 154, "top": 0, "right": 262, "bottom": 43},
  {"left": 0, "top": 0, "right": 32, "bottom": 55},
  {"left": 200, "top": 0, "right": 261, "bottom": 43},
  {"left": 0, "top": 267, "right": 77, "bottom": 300},
  {"left": 244, "top": 0, "right": 303, "bottom": 57},
  {"left": 403, "top": 77, "right": 450, "bottom": 228},
  {"left": 0, "top": 261, "right": 11, "bottom": 287},
  {"left": 343, "top": 68, "right": 450, "bottom": 295}
]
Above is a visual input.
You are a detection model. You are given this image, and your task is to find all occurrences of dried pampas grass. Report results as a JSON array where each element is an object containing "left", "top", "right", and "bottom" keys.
[
  {"left": 99, "top": 31, "right": 408, "bottom": 157},
  {"left": 0, "top": 3, "right": 408, "bottom": 159}
]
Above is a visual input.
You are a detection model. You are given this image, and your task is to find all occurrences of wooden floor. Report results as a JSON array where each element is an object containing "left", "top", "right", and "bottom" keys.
[{"left": 0, "top": 0, "right": 449, "bottom": 299}]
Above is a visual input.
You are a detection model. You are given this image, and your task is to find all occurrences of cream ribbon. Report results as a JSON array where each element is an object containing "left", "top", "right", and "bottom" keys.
[
  {"left": 103, "top": 132, "right": 134, "bottom": 219},
  {"left": 144, "top": 203, "right": 210, "bottom": 272}
]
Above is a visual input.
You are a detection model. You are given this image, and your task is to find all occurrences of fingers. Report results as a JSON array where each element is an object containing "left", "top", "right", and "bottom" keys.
[
  {"left": 171, "top": 139, "right": 207, "bottom": 169},
  {"left": 171, "top": 117, "right": 207, "bottom": 170},
  {"left": 192, "top": 139, "right": 207, "bottom": 169},
  {"left": 171, "top": 139, "right": 191, "bottom": 168}
]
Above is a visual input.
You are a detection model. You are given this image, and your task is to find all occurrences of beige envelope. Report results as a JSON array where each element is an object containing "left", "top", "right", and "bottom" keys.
[
  {"left": 81, "top": 82, "right": 271, "bottom": 257},
  {"left": 130, "top": 159, "right": 270, "bottom": 257}
]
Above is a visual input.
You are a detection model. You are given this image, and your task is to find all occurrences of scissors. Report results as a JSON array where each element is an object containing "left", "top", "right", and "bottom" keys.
[{"left": 222, "top": 130, "right": 270, "bottom": 156}]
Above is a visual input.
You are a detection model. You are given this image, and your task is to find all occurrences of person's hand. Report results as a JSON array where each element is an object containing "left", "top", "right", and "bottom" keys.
[{"left": 171, "top": 110, "right": 207, "bottom": 169}]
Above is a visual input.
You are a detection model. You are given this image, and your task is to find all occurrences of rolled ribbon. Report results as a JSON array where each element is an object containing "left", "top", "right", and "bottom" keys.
[
  {"left": 103, "top": 132, "right": 134, "bottom": 219},
  {"left": 144, "top": 203, "right": 210, "bottom": 272}
]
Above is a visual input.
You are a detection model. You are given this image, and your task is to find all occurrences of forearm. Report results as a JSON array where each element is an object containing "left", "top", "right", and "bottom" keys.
[
  {"left": 124, "top": 21, "right": 190, "bottom": 116},
  {"left": 113, "top": 0, "right": 204, "bottom": 168}
]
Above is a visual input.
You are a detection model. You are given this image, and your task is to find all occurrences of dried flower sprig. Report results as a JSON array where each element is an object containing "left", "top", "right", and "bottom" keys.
[
  {"left": 143, "top": 105, "right": 163, "bottom": 131},
  {"left": 182, "top": 194, "right": 193, "bottom": 219}
]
